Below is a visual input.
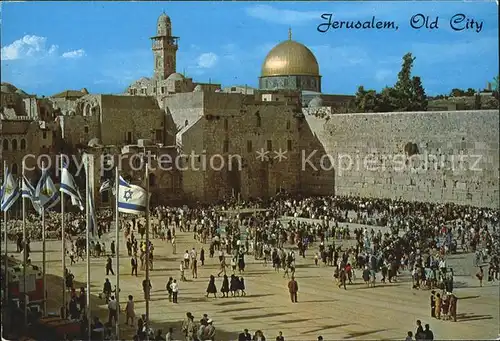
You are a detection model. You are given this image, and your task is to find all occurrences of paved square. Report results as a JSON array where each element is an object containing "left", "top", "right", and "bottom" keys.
[{"left": 7, "top": 221, "right": 498, "bottom": 340}]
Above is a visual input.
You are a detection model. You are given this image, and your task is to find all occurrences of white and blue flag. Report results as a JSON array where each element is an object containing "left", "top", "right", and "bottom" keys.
[
  {"left": 118, "top": 176, "right": 148, "bottom": 215},
  {"left": 60, "top": 164, "right": 84, "bottom": 211},
  {"left": 22, "top": 176, "right": 42, "bottom": 214},
  {"left": 1, "top": 166, "right": 20, "bottom": 212},
  {"left": 35, "top": 168, "right": 60, "bottom": 210}
]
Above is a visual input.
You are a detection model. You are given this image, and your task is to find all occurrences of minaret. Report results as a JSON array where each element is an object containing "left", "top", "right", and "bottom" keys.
[{"left": 151, "top": 12, "right": 179, "bottom": 80}]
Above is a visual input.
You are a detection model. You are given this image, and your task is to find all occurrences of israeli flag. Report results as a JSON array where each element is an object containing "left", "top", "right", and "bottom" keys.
[
  {"left": 1, "top": 166, "right": 20, "bottom": 212},
  {"left": 60, "top": 165, "right": 84, "bottom": 211},
  {"left": 117, "top": 176, "right": 148, "bottom": 215},
  {"left": 35, "top": 168, "right": 60, "bottom": 210},
  {"left": 22, "top": 176, "right": 42, "bottom": 214}
]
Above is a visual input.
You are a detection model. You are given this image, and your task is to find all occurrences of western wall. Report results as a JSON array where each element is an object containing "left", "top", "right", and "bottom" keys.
[{"left": 303, "top": 109, "right": 499, "bottom": 208}]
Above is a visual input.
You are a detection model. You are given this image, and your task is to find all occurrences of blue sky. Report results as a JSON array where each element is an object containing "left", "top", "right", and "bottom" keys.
[{"left": 1, "top": 1, "right": 498, "bottom": 96}]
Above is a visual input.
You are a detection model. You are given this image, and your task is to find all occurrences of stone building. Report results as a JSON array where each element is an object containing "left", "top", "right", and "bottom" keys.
[{"left": 125, "top": 13, "right": 221, "bottom": 100}]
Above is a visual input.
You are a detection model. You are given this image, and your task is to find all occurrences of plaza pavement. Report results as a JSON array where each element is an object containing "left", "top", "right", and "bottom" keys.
[{"left": 5, "top": 220, "right": 499, "bottom": 340}]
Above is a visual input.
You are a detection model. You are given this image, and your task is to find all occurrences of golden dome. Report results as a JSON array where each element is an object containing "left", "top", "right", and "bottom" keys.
[{"left": 261, "top": 39, "right": 319, "bottom": 77}]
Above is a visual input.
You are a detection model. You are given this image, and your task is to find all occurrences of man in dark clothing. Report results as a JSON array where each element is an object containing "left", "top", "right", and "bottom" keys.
[
  {"left": 430, "top": 291, "right": 436, "bottom": 317},
  {"left": 131, "top": 256, "right": 138, "bottom": 276},
  {"left": 423, "top": 324, "right": 434, "bottom": 341},
  {"left": 415, "top": 320, "right": 424, "bottom": 341},
  {"left": 142, "top": 279, "right": 152, "bottom": 300},
  {"left": 106, "top": 256, "right": 114, "bottom": 275},
  {"left": 287, "top": 276, "right": 298, "bottom": 303},
  {"left": 238, "top": 328, "right": 252, "bottom": 341}
]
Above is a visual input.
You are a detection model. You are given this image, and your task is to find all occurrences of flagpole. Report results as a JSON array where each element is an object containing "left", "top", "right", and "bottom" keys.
[
  {"left": 115, "top": 166, "right": 120, "bottom": 339},
  {"left": 85, "top": 155, "right": 91, "bottom": 341},
  {"left": 145, "top": 161, "right": 150, "bottom": 338},
  {"left": 22, "top": 163, "right": 27, "bottom": 326},
  {"left": 60, "top": 156, "right": 66, "bottom": 319},
  {"left": 3, "top": 160, "right": 9, "bottom": 321},
  {"left": 42, "top": 206, "right": 46, "bottom": 316}
]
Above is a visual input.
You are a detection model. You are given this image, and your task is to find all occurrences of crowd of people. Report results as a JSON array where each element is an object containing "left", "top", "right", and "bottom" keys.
[{"left": 4, "top": 194, "right": 499, "bottom": 340}]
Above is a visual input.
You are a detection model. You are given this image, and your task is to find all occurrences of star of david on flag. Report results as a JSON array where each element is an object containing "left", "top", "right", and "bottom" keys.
[
  {"left": 35, "top": 167, "right": 60, "bottom": 210},
  {"left": 22, "top": 175, "right": 42, "bottom": 214},
  {"left": 117, "top": 175, "right": 148, "bottom": 215}
]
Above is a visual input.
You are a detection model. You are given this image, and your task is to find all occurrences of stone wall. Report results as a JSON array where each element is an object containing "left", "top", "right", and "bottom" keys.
[
  {"left": 60, "top": 115, "right": 100, "bottom": 147},
  {"left": 304, "top": 110, "right": 499, "bottom": 208},
  {"left": 99, "top": 95, "right": 168, "bottom": 146},
  {"left": 164, "top": 91, "right": 204, "bottom": 131},
  {"left": 175, "top": 91, "right": 306, "bottom": 203},
  {"left": 1, "top": 119, "right": 59, "bottom": 179}
]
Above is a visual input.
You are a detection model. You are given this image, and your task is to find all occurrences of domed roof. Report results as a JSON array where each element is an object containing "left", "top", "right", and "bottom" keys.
[
  {"left": 308, "top": 96, "right": 324, "bottom": 108},
  {"left": 167, "top": 73, "right": 184, "bottom": 82},
  {"left": 158, "top": 12, "right": 171, "bottom": 24},
  {"left": 261, "top": 32, "right": 319, "bottom": 77},
  {"left": 1, "top": 82, "right": 18, "bottom": 93}
]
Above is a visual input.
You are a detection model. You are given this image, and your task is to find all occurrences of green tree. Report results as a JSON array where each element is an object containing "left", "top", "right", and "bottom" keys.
[
  {"left": 411, "top": 76, "right": 427, "bottom": 111},
  {"left": 354, "top": 52, "right": 427, "bottom": 113},
  {"left": 492, "top": 75, "right": 499, "bottom": 91},
  {"left": 450, "top": 88, "right": 465, "bottom": 97},
  {"left": 466, "top": 88, "right": 476, "bottom": 96}
]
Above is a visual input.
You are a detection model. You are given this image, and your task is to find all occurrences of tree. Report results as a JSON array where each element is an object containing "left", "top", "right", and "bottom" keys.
[
  {"left": 354, "top": 52, "right": 427, "bottom": 113},
  {"left": 411, "top": 76, "right": 428, "bottom": 111},
  {"left": 492, "top": 75, "right": 499, "bottom": 91},
  {"left": 466, "top": 88, "right": 476, "bottom": 96},
  {"left": 450, "top": 88, "right": 465, "bottom": 97}
]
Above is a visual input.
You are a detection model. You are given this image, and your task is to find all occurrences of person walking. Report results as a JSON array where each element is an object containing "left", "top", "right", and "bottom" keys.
[
  {"left": 125, "top": 295, "right": 135, "bottom": 326},
  {"left": 107, "top": 295, "right": 118, "bottom": 326},
  {"left": 449, "top": 293, "right": 458, "bottom": 322},
  {"left": 142, "top": 278, "right": 152, "bottom": 300},
  {"left": 171, "top": 279, "right": 179, "bottom": 303},
  {"left": 287, "top": 276, "right": 298, "bottom": 303},
  {"left": 206, "top": 275, "right": 217, "bottom": 298},
  {"left": 220, "top": 274, "right": 230, "bottom": 298},
  {"left": 166, "top": 277, "right": 173, "bottom": 302},
  {"left": 423, "top": 324, "right": 434, "bottom": 341},
  {"left": 106, "top": 256, "right": 115, "bottom": 275},
  {"left": 476, "top": 266, "right": 484, "bottom": 287},
  {"left": 435, "top": 293, "right": 442, "bottom": 319},
  {"left": 131, "top": 256, "right": 138, "bottom": 276},
  {"left": 430, "top": 290, "right": 436, "bottom": 318}
]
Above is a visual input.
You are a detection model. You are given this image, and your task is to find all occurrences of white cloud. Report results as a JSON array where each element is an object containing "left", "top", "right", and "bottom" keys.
[
  {"left": 245, "top": 5, "right": 323, "bottom": 25},
  {"left": 1, "top": 35, "right": 58, "bottom": 61},
  {"left": 1, "top": 35, "right": 86, "bottom": 62},
  {"left": 197, "top": 52, "right": 218, "bottom": 69},
  {"left": 61, "top": 49, "right": 86, "bottom": 59},
  {"left": 309, "top": 45, "right": 370, "bottom": 70}
]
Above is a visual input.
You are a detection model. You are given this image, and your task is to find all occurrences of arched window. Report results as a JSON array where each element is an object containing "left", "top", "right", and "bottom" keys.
[
  {"left": 11, "top": 139, "right": 17, "bottom": 151},
  {"left": 20, "top": 139, "right": 26, "bottom": 150},
  {"left": 11, "top": 163, "right": 18, "bottom": 175},
  {"left": 1, "top": 140, "right": 6, "bottom": 151}
]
